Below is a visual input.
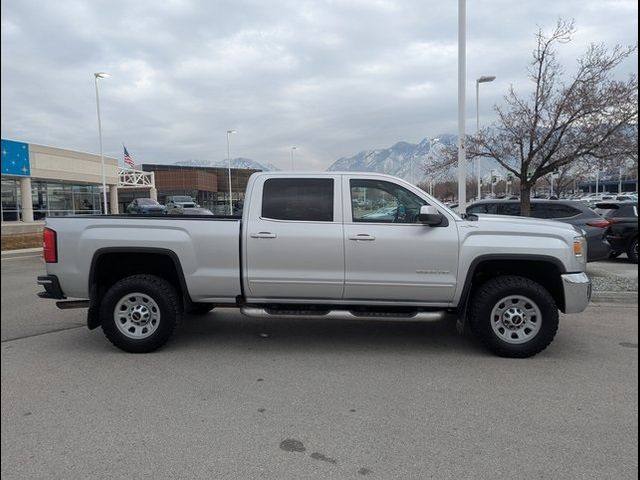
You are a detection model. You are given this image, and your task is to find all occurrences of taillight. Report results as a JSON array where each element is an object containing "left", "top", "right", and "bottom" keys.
[
  {"left": 43, "top": 228, "right": 57, "bottom": 263},
  {"left": 586, "top": 219, "right": 610, "bottom": 228}
]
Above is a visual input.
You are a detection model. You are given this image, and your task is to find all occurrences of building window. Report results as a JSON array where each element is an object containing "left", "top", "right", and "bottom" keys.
[
  {"left": 72, "top": 185, "right": 101, "bottom": 215},
  {"left": 46, "top": 183, "right": 73, "bottom": 216},
  {"left": 32, "top": 181, "right": 47, "bottom": 220},
  {"left": 1, "top": 178, "right": 21, "bottom": 222}
]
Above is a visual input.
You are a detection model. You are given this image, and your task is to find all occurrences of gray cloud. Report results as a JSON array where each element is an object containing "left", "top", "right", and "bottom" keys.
[{"left": 1, "top": 0, "right": 637, "bottom": 170}]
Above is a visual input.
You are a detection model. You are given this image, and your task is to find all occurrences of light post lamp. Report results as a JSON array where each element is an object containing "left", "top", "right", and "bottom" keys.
[
  {"left": 226, "top": 129, "right": 236, "bottom": 214},
  {"left": 94, "top": 72, "right": 111, "bottom": 214},
  {"left": 475, "top": 75, "right": 496, "bottom": 200},
  {"left": 290, "top": 146, "right": 297, "bottom": 170}
]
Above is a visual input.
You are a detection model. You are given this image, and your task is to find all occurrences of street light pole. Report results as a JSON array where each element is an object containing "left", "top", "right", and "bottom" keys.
[
  {"left": 490, "top": 169, "right": 495, "bottom": 196},
  {"left": 475, "top": 75, "right": 496, "bottom": 200},
  {"left": 290, "top": 146, "right": 297, "bottom": 170},
  {"left": 226, "top": 130, "right": 236, "bottom": 215},
  {"left": 94, "top": 72, "right": 111, "bottom": 214},
  {"left": 457, "top": 0, "right": 467, "bottom": 211},
  {"left": 619, "top": 165, "right": 623, "bottom": 193}
]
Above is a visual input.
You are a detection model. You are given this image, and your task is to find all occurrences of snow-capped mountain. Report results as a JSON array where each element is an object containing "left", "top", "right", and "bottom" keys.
[
  {"left": 327, "top": 135, "right": 457, "bottom": 183},
  {"left": 174, "top": 158, "right": 280, "bottom": 171}
]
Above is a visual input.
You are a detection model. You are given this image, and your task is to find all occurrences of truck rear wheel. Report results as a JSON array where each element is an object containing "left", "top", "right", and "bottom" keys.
[
  {"left": 469, "top": 276, "right": 558, "bottom": 358},
  {"left": 100, "top": 274, "right": 181, "bottom": 353}
]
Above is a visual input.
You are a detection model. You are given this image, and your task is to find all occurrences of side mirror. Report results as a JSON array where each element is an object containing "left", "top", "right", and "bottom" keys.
[{"left": 418, "top": 205, "right": 443, "bottom": 226}]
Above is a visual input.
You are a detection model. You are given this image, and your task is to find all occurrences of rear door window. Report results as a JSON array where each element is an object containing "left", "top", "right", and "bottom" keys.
[
  {"left": 547, "top": 203, "right": 581, "bottom": 219},
  {"left": 613, "top": 205, "right": 638, "bottom": 218},
  {"left": 262, "top": 178, "right": 334, "bottom": 222},
  {"left": 530, "top": 203, "right": 550, "bottom": 218},
  {"left": 497, "top": 203, "right": 521, "bottom": 216},
  {"left": 467, "top": 203, "right": 497, "bottom": 214}
]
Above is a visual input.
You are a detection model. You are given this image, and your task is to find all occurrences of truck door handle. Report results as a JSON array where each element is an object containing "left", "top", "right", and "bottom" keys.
[
  {"left": 348, "top": 234, "right": 376, "bottom": 241},
  {"left": 251, "top": 232, "right": 277, "bottom": 239}
]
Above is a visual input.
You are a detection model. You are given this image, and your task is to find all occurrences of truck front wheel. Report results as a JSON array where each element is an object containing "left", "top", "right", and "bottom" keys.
[
  {"left": 469, "top": 276, "right": 559, "bottom": 358},
  {"left": 100, "top": 274, "right": 181, "bottom": 353}
]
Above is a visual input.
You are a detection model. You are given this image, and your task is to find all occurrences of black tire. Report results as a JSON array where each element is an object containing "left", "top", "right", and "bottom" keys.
[
  {"left": 627, "top": 238, "right": 638, "bottom": 264},
  {"left": 185, "top": 303, "right": 215, "bottom": 315},
  {"left": 100, "top": 274, "right": 181, "bottom": 353},
  {"left": 469, "top": 276, "right": 559, "bottom": 358},
  {"left": 608, "top": 250, "right": 621, "bottom": 259}
]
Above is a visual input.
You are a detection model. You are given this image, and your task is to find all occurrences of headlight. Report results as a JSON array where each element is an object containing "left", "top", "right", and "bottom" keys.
[{"left": 573, "top": 236, "right": 586, "bottom": 257}]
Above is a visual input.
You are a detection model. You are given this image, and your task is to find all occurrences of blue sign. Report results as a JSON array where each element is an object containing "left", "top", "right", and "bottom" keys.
[{"left": 1, "top": 139, "right": 31, "bottom": 176}]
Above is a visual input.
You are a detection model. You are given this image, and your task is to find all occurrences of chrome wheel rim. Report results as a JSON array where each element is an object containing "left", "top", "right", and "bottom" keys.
[
  {"left": 490, "top": 295, "right": 541, "bottom": 344},
  {"left": 114, "top": 292, "right": 161, "bottom": 339}
]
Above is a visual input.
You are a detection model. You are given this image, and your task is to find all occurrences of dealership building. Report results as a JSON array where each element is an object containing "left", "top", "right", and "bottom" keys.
[
  {"left": 138, "top": 164, "right": 259, "bottom": 214},
  {"left": 1, "top": 138, "right": 259, "bottom": 248}
]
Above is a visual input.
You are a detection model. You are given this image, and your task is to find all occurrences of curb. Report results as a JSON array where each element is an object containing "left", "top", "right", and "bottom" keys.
[
  {"left": 1, "top": 248, "right": 43, "bottom": 259},
  {"left": 591, "top": 291, "right": 638, "bottom": 305}
]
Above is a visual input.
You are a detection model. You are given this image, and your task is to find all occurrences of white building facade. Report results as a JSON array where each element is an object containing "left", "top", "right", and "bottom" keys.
[{"left": 1, "top": 138, "right": 120, "bottom": 223}]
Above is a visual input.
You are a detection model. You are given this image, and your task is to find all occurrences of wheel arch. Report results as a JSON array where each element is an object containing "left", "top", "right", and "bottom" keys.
[
  {"left": 459, "top": 254, "right": 566, "bottom": 317},
  {"left": 87, "top": 247, "right": 190, "bottom": 329}
]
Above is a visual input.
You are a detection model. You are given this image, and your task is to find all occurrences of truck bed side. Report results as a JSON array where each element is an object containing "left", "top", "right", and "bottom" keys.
[{"left": 45, "top": 216, "right": 242, "bottom": 303}]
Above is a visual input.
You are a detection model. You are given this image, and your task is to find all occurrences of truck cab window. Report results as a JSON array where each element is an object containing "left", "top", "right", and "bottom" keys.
[
  {"left": 262, "top": 178, "right": 334, "bottom": 221},
  {"left": 350, "top": 179, "right": 427, "bottom": 223}
]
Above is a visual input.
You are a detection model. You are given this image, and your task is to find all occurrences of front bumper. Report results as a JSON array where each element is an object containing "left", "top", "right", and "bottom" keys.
[{"left": 561, "top": 272, "right": 591, "bottom": 314}]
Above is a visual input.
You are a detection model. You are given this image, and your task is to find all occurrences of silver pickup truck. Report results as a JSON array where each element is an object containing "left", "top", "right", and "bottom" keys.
[{"left": 38, "top": 172, "right": 591, "bottom": 357}]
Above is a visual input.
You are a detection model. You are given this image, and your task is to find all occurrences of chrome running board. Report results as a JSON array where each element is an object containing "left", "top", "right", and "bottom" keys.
[{"left": 241, "top": 307, "right": 445, "bottom": 322}]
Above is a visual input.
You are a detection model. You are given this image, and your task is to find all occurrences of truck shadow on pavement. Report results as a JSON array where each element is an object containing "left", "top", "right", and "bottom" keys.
[{"left": 171, "top": 310, "right": 487, "bottom": 357}]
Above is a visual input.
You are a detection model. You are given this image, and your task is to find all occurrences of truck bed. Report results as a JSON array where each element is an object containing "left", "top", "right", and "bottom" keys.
[{"left": 44, "top": 215, "right": 242, "bottom": 302}]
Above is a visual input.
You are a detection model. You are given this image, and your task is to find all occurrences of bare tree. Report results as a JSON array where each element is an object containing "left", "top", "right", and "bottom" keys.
[{"left": 426, "top": 19, "right": 638, "bottom": 215}]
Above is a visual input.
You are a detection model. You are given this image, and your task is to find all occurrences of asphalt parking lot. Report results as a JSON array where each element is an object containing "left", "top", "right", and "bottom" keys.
[{"left": 1, "top": 254, "right": 638, "bottom": 479}]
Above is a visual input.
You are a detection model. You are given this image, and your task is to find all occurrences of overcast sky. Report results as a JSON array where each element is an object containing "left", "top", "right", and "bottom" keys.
[{"left": 1, "top": 0, "right": 637, "bottom": 170}]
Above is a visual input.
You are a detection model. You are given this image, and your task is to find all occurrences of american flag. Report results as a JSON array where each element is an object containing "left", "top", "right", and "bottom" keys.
[{"left": 123, "top": 145, "right": 135, "bottom": 168}]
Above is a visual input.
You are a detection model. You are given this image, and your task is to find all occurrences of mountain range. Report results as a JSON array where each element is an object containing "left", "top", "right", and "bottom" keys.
[
  {"left": 174, "top": 157, "right": 280, "bottom": 172},
  {"left": 327, "top": 135, "right": 457, "bottom": 183},
  {"left": 172, "top": 135, "right": 464, "bottom": 183}
]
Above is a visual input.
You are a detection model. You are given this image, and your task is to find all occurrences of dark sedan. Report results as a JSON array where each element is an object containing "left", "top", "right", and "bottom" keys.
[
  {"left": 126, "top": 198, "right": 167, "bottom": 215},
  {"left": 466, "top": 199, "right": 611, "bottom": 262},
  {"left": 595, "top": 201, "right": 638, "bottom": 263}
]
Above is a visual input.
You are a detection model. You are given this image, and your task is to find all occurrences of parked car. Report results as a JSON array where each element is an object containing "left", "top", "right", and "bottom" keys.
[
  {"left": 168, "top": 207, "right": 214, "bottom": 216},
  {"left": 165, "top": 196, "right": 198, "bottom": 212},
  {"left": 615, "top": 194, "right": 638, "bottom": 202},
  {"left": 126, "top": 198, "right": 167, "bottom": 215},
  {"left": 466, "top": 199, "right": 610, "bottom": 262},
  {"left": 594, "top": 201, "right": 638, "bottom": 263}
]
